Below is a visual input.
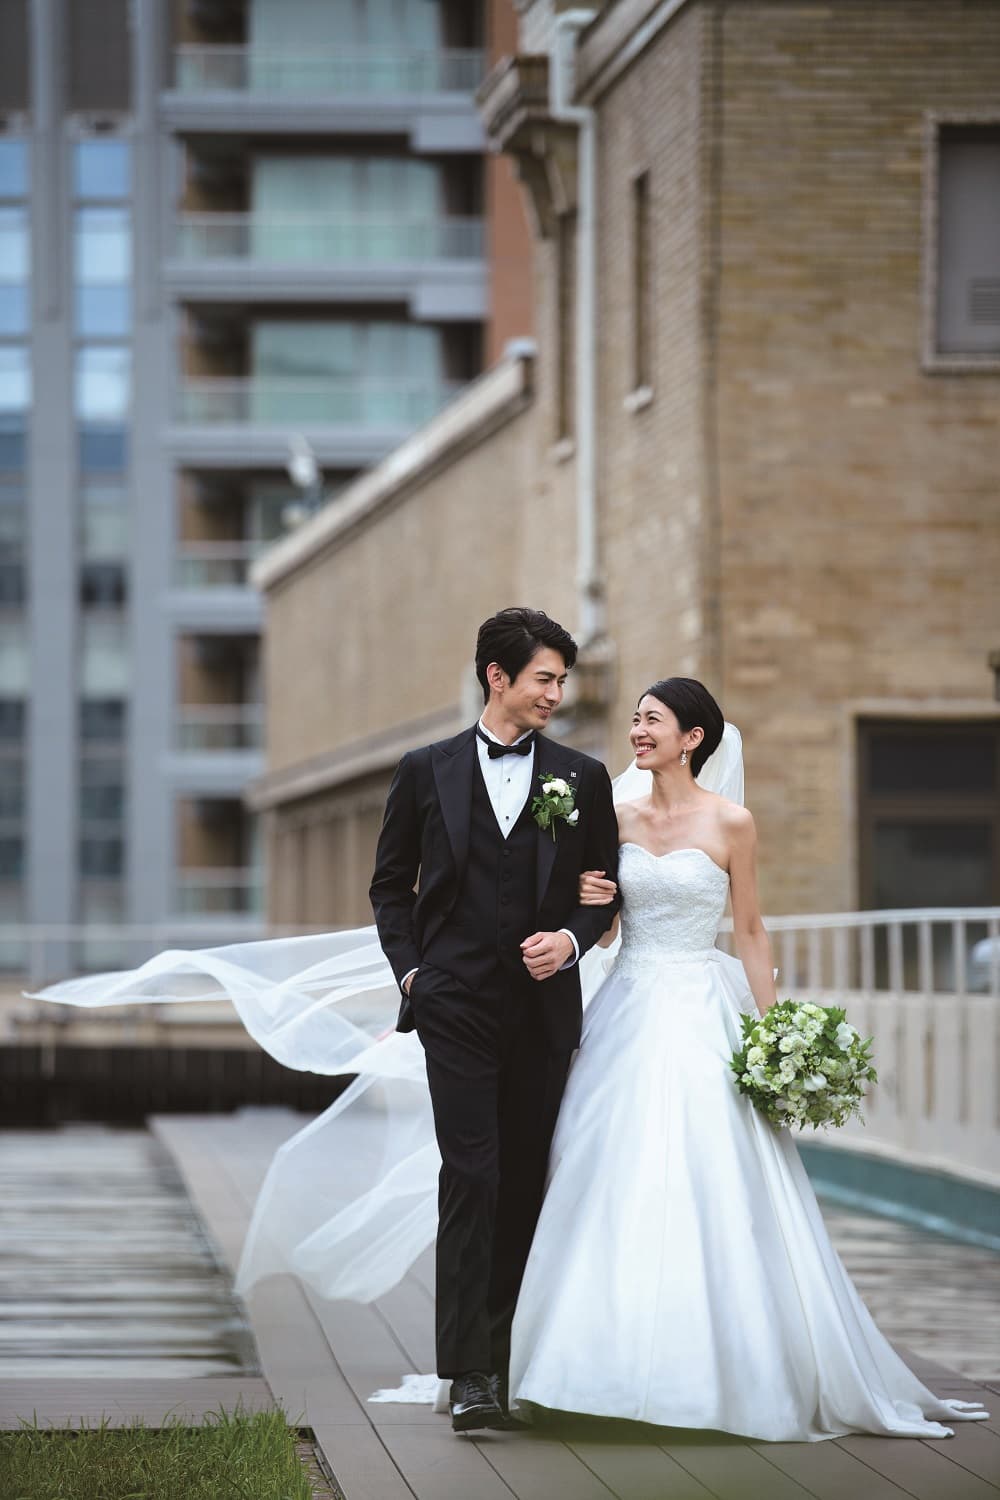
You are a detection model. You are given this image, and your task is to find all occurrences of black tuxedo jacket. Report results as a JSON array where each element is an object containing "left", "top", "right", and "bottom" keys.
[{"left": 369, "top": 726, "right": 622, "bottom": 1050}]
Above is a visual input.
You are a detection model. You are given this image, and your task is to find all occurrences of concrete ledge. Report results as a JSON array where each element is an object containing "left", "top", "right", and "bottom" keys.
[
  {"left": 801, "top": 1141, "right": 1000, "bottom": 1253},
  {"left": 245, "top": 702, "right": 464, "bottom": 812}
]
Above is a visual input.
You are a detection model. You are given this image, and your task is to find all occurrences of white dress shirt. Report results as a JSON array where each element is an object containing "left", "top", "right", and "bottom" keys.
[{"left": 401, "top": 721, "right": 579, "bottom": 992}]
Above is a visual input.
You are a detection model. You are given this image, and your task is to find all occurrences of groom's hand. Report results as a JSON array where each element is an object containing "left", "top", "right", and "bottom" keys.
[{"left": 521, "top": 931, "right": 575, "bottom": 981}]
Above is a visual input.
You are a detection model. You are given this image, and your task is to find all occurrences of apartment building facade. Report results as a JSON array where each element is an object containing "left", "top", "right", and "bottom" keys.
[{"left": 1, "top": 0, "right": 528, "bottom": 970}]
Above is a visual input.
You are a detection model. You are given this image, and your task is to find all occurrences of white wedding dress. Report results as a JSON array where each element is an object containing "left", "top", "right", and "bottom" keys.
[{"left": 507, "top": 841, "right": 986, "bottom": 1441}]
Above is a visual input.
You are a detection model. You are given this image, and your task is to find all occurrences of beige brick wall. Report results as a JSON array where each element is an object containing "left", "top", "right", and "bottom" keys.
[
  {"left": 594, "top": 3, "right": 714, "bottom": 774},
  {"left": 710, "top": 0, "right": 1000, "bottom": 912}
]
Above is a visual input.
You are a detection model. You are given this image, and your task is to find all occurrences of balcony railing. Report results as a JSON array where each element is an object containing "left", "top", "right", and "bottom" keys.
[
  {"left": 174, "top": 542, "right": 263, "bottom": 589},
  {"left": 177, "top": 377, "right": 462, "bottom": 429},
  {"left": 174, "top": 46, "right": 485, "bottom": 97},
  {"left": 175, "top": 868, "right": 264, "bottom": 917},
  {"left": 176, "top": 705, "right": 264, "bottom": 752},
  {"left": 175, "top": 214, "right": 485, "bottom": 264}
]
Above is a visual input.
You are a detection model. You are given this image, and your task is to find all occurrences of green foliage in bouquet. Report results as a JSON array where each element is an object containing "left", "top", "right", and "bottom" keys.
[{"left": 730, "top": 999, "right": 877, "bottom": 1130}]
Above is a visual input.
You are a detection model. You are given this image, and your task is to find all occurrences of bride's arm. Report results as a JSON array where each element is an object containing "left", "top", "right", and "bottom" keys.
[{"left": 726, "top": 806, "right": 778, "bottom": 1015}]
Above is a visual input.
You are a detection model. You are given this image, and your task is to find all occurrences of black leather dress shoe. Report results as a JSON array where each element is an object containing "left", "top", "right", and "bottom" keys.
[{"left": 449, "top": 1371, "right": 504, "bottom": 1432}]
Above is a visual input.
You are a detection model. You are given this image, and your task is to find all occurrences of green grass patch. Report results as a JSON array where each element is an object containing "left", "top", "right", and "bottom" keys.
[{"left": 0, "top": 1405, "right": 317, "bottom": 1500}]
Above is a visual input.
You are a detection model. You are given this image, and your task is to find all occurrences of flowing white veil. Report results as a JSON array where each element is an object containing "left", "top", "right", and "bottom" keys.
[{"left": 31, "top": 725, "right": 745, "bottom": 1306}]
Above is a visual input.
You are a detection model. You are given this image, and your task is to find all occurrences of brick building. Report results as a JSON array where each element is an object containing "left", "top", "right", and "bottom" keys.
[{"left": 251, "top": 0, "right": 1000, "bottom": 927}]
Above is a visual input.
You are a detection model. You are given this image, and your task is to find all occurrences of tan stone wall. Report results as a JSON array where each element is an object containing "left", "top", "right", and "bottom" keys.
[
  {"left": 594, "top": 3, "right": 713, "bottom": 773},
  {"left": 710, "top": 0, "right": 1000, "bottom": 913}
]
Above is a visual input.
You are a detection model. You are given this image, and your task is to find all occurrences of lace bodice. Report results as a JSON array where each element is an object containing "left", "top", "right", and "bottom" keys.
[{"left": 616, "top": 844, "right": 730, "bottom": 976}]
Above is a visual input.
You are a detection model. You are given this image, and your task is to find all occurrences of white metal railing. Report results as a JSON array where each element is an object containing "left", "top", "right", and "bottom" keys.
[
  {"left": 717, "top": 907, "right": 1000, "bottom": 1183},
  {"left": 173, "top": 45, "right": 485, "bottom": 96},
  {"left": 718, "top": 906, "right": 1000, "bottom": 998},
  {"left": 174, "top": 542, "right": 263, "bottom": 589},
  {"left": 175, "top": 704, "right": 264, "bottom": 752},
  {"left": 175, "top": 214, "right": 484, "bottom": 264},
  {"left": 177, "top": 376, "right": 462, "bottom": 429}
]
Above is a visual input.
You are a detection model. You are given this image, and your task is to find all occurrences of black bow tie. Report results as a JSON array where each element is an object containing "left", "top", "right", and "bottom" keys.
[{"left": 477, "top": 728, "right": 535, "bottom": 759}]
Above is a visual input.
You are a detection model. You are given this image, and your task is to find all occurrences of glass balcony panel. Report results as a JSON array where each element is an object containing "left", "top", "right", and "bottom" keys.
[
  {"left": 176, "top": 705, "right": 264, "bottom": 751},
  {"left": 176, "top": 214, "right": 483, "bottom": 263},
  {"left": 174, "top": 542, "right": 261, "bottom": 588},
  {"left": 175, "top": 868, "right": 264, "bottom": 916},
  {"left": 178, "top": 377, "right": 460, "bottom": 429},
  {"left": 174, "top": 46, "right": 485, "bottom": 96}
]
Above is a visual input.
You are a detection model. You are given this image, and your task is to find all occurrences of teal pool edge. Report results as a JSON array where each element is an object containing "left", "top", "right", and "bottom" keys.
[{"left": 800, "top": 1142, "right": 1000, "bottom": 1253}]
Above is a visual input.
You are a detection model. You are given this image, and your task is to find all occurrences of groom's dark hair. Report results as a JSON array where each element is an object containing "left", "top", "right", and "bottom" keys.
[{"left": 476, "top": 608, "right": 578, "bottom": 704}]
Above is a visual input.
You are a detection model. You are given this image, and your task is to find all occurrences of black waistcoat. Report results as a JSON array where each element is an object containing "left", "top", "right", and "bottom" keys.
[{"left": 422, "top": 756, "right": 538, "bottom": 989}]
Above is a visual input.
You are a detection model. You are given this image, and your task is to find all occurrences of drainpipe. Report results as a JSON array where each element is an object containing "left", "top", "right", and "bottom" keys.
[{"left": 550, "top": 9, "right": 601, "bottom": 643}]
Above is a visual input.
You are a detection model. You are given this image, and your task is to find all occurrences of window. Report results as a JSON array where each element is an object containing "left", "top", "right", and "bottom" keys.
[
  {"left": 74, "top": 140, "right": 130, "bottom": 201},
  {"left": 250, "top": 154, "right": 441, "bottom": 261},
  {"left": 555, "top": 212, "right": 576, "bottom": 443},
  {"left": 858, "top": 719, "right": 1000, "bottom": 909},
  {"left": 76, "top": 347, "right": 130, "bottom": 471},
  {"left": 80, "top": 615, "right": 129, "bottom": 696},
  {"left": 251, "top": 320, "right": 445, "bottom": 425},
  {"left": 0, "top": 206, "right": 28, "bottom": 336},
  {"left": 935, "top": 125, "right": 1000, "bottom": 358},
  {"left": 0, "top": 142, "right": 28, "bottom": 198},
  {"left": 80, "top": 698, "right": 126, "bottom": 742},
  {"left": 631, "top": 171, "right": 652, "bottom": 396},
  {"left": 74, "top": 207, "right": 132, "bottom": 336}
]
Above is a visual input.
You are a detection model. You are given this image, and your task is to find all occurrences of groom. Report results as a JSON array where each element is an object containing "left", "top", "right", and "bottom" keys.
[{"left": 370, "top": 607, "right": 621, "bottom": 1431}]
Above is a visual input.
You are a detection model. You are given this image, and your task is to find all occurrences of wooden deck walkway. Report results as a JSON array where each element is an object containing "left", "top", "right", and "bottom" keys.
[{"left": 149, "top": 1111, "right": 1000, "bottom": 1500}]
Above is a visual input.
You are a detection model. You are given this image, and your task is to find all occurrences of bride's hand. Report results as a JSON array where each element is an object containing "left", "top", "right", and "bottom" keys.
[{"left": 579, "top": 870, "right": 618, "bottom": 906}]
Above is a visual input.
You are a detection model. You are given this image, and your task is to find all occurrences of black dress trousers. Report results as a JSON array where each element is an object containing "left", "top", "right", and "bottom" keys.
[{"left": 409, "top": 960, "right": 572, "bottom": 1380}]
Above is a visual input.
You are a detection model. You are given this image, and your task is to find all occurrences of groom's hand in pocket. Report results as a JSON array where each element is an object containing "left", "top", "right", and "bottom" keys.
[{"left": 521, "top": 931, "right": 575, "bottom": 981}]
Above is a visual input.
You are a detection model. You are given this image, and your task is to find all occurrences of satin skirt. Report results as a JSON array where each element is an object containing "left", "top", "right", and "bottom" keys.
[{"left": 509, "top": 949, "right": 982, "bottom": 1441}]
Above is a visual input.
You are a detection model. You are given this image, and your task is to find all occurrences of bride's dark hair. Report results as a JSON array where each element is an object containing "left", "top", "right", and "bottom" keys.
[{"left": 639, "top": 677, "right": 724, "bottom": 778}]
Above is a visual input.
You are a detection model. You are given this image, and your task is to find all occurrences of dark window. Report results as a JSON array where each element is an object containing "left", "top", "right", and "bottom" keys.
[
  {"left": 555, "top": 211, "right": 576, "bottom": 442},
  {"left": 68, "top": 0, "right": 131, "bottom": 112},
  {"left": 80, "top": 698, "right": 126, "bottom": 742},
  {"left": 80, "top": 561, "right": 127, "bottom": 607},
  {"left": 0, "top": 563, "right": 24, "bottom": 604},
  {"left": 0, "top": 4, "right": 29, "bottom": 113},
  {"left": 858, "top": 719, "right": 1000, "bottom": 909},
  {"left": 0, "top": 835, "right": 23, "bottom": 877},
  {"left": 936, "top": 125, "right": 1000, "bottom": 357},
  {"left": 0, "top": 699, "right": 25, "bottom": 740},
  {"left": 79, "top": 835, "right": 124, "bottom": 877},
  {"left": 632, "top": 171, "right": 652, "bottom": 393},
  {"left": 0, "top": 756, "right": 23, "bottom": 819}
]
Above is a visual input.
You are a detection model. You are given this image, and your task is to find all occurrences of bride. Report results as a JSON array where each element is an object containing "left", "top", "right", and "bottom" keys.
[
  {"left": 33, "top": 678, "right": 987, "bottom": 1443},
  {"left": 506, "top": 677, "right": 986, "bottom": 1439}
]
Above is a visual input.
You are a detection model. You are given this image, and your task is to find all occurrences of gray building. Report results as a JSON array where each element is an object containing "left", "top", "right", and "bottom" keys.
[{"left": 2, "top": 0, "right": 487, "bottom": 971}]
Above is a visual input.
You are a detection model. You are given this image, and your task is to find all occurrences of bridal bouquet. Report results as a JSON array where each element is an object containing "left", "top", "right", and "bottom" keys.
[{"left": 731, "top": 1000, "right": 877, "bottom": 1130}]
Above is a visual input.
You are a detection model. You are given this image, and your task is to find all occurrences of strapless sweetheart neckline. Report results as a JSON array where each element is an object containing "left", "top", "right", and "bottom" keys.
[{"left": 619, "top": 842, "right": 729, "bottom": 878}]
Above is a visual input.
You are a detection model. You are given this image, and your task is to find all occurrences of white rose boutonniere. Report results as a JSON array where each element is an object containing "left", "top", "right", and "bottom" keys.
[{"left": 532, "top": 773, "right": 579, "bottom": 842}]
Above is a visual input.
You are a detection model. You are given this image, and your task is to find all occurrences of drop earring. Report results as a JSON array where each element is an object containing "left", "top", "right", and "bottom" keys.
[{"left": 680, "top": 749, "right": 688, "bottom": 767}]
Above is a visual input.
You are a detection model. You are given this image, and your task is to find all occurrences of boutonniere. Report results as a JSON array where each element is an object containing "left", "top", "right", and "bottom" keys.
[{"left": 531, "top": 774, "right": 580, "bottom": 842}]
